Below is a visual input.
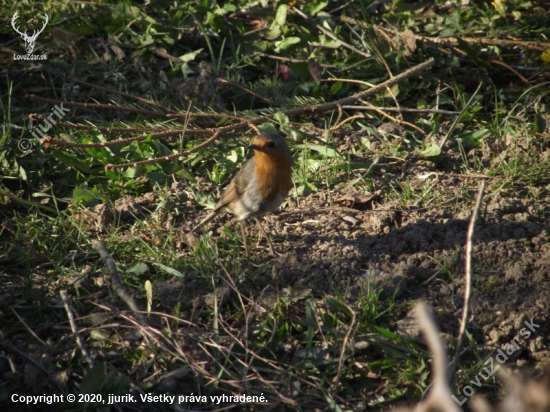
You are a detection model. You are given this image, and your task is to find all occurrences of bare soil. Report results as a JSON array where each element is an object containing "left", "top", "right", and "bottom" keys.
[{"left": 174, "top": 127, "right": 550, "bottom": 375}]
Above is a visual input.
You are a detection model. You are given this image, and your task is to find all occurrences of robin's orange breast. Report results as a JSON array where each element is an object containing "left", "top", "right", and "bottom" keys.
[{"left": 254, "top": 149, "right": 293, "bottom": 202}]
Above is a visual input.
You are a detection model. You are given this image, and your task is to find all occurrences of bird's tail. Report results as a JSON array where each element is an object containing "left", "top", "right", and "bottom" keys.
[{"left": 192, "top": 211, "right": 218, "bottom": 232}]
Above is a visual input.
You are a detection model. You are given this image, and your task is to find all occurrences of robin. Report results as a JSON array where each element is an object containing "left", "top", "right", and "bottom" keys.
[{"left": 193, "top": 132, "right": 294, "bottom": 255}]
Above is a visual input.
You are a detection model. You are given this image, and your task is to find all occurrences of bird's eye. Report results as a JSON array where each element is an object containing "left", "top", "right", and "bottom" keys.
[{"left": 268, "top": 141, "right": 276, "bottom": 148}]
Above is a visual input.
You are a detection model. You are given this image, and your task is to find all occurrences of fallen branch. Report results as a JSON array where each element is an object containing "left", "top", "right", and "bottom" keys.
[
  {"left": 91, "top": 240, "right": 146, "bottom": 323},
  {"left": 60, "top": 290, "right": 94, "bottom": 367},
  {"left": 450, "top": 181, "right": 486, "bottom": 386}
]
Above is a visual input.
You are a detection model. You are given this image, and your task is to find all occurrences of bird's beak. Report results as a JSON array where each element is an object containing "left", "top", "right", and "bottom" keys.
[{"left": 247, "top": 144, "right": 264, "bottom": 152}]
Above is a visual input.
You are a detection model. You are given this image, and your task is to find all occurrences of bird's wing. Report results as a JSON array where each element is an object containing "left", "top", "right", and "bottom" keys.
[
  {"left": 215, "top": 156, "right": 255, "bottom": 209},
  {"left": 193, "top": 157, "right": 255, "bottom": 231}
]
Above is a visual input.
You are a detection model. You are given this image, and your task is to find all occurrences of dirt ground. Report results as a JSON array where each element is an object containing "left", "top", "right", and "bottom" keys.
[
  {"left": 166, "top": 127, "right": 550, "bottom": 374},
  {"left": 275, "top": 179, "right": 550, "bottom": 362},
  {"left": 114, "top": 125, "right": 550, "bottom": 368}
]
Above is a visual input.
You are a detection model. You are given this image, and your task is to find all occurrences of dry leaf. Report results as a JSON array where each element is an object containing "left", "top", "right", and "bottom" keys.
[
  {"left": 185, "top": 232, "right": 200, "bottom": 250},
  {"left": 401, "top": 30, "right": 416, "bottom": 56},
  {"left": 342, "top": 215, "right": 360, "bottom": 225},
  {"left": 308, "top": 60, "right": 322, "bottom": 84},
  {"left": 109, "top": 45, "right": 125, "bottom": 61},
  {"left": 335, "top": 192, "right": 376, "bottom": 208}
]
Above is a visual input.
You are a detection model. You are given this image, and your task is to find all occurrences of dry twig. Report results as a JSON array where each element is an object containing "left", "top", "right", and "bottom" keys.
[
  {"left": 10, "top": 307, "right": 46, "bottom": 345},
  {"left": 91, "top": 240, "right": 146, "bottom": 322},
  {"left": 450, "top": 181, "right": 486, "bottom": 385},
  {"left": 60, "top": 290, "right": 94, "bottom": 367}
]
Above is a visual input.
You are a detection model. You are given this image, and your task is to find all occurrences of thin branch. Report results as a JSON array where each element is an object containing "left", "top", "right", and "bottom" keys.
[
  {"left": 330, "top": 114, "right": 363, "bottom": 132},
  {"left": 0, "top": 189, "right": 57, "bottom": 213},
  {"left": 69, "top": 76, "right": 177, "bottom": 113},
  {"left": 43, "top": 128, "right": 212, "bottom": 149},
  {"left": 368, "top": 20, "right": 550, "bottom": 51},
  {"left": 253, "top": 52, "right": 338, "bottom": 68},
  {"left": 91, "top": 240, "right": 146, "bottom": 322},
  {"left": 60, "top": 290, "right": 94, "bottom": 367},
  {"left": 341, "top": 106, "right": 460, "bottom": 115},
  {"left": 105, "top": 130, "right": 221, "bottom": 170},
  {"left": 439, "top": 82, "right": 483, "bottom": 149},
  {"left": 359, "top": 99, "right": 427, "bottom": 137},
  {"left": 45, "top": 121, "right": 168, "bottom": 134},
  {"left": 419, "top": 33, "right": 550, "bottom": 51},
  {"left": 148, "top": 46, "right": 184, "bottom": 64},
  {"left": 28, "top": 94, "right": 244, "bottom": 142},
  {"left": 449, "top": 181, "right": 486, "bottom": 387},
  {"left": 10, "top": 307, "right": 46, "bottom": 345},
  {"left": 489, "top": 59, "right": 529, "bottom": 84},
  {"left": 26, "top": 94, "right": 166, "bottom": 117},
  {"left": 282, "top": 58, "right": 434, "bottom": 117}
]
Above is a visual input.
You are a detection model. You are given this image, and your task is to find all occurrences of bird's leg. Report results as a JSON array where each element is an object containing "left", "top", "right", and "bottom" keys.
[
  {"left": 254, "top": 217, "right": 276, "bottom": 256},
  {"left": 239, "top": 220, "right": 249, "bottom": 257},
  {"left": 256, "top": 223, "right": 263, "bottom": 245}
]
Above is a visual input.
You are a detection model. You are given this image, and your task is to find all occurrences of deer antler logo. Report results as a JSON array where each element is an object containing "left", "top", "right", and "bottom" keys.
[{"left": 11, "top": 12, "right": 49, "bottom": 54}]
